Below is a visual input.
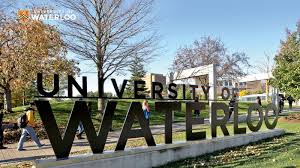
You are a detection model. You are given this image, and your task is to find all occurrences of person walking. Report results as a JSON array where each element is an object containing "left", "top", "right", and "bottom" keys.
[
  {"left": 256, "top": 96, "right": 262, "bottom": 107},
  {"left": 17, "top": 106, "right": 43, "bottom": 151},
  {"left": 142, "top": 100, "right": 150, "bottom": 125},
  {"left": 279, "top": 94, "right": 285, "bottom": 113},
  {"left": 0, "top": 103, "right": 7, "bottom": 149},
  {"left": 76, "top": 122, "right": 84, "bottom": 139},
  {"left": 76, "top": 102, "right": 92, "bottom": 139},
  {"left": 228, "top": 95, "right": 237, "bottom": 119},
  {"left": 194, "top": 96, "right": 200, "bottom": 117},
  {"left": 287, "top": 95, "right": 295, "bottom": 112}
]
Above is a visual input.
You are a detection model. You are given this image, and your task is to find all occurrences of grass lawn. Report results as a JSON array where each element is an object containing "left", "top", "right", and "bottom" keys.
[
  {"left": 4, "top": 100, "right": 282, "bottom": 130},
  {"left": 48, "top": 111, "right": 299, "bottom": 168},
  {"left": 2, "top": 111, "right": 300, "bottom": 168},
  {"left": 158, "top": 115, "right": 300, "bottom": 168}
]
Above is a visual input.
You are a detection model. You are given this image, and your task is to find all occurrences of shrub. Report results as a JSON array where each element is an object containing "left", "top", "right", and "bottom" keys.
[{"left": 239, "top": 90, "right": 249, "bottom": 96}]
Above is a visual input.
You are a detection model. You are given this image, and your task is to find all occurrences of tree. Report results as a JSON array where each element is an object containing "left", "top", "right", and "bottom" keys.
[
  {"left": 272, "top": 21, "right": 300, "bottom": 99},
  {"left": 0, "top": 19, "right": 79, "bottom": 112},
  {"left": 255, "top": 53, "right": 274, "bottom": 102},
  {"left": 124, "top": 54, "right": 147, "bottom": 98},
  {"left": 172, "top": 36, "right": 250, "bottom": 83},
  {"left": 56, "top": 0, "right": 157, "bottom": 112}
]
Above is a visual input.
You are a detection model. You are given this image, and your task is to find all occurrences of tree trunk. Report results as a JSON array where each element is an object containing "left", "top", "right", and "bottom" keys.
[
  {"left": 266, "top": 79, "right": 269, "bottom": 103},
  {"left": 98, "top": 98, "right": 105, "bottom": 114},
  {"left": 98, "top": 71, "right": 105, "bottom": 114},
  {"left": 4, "top": 85, "right": 12, "bottom": 113},
  {"left": 22, "top": 90, "right": 26, "bottom": 106}
]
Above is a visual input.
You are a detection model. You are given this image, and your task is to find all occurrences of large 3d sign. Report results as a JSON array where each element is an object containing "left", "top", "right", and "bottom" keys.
[{"left": 35, "top": 73, "right": 279, "bottom": 159}]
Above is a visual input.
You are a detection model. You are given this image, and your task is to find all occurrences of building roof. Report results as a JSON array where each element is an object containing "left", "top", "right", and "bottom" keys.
[
  {"left": 173, "top": 64, "right": 213, "bottom": 80},
  {"left": 172, "top": 64, "right": 273, "bottom": 83},
  {"left": 146, "top": 73, "right": 165, "bottom": 76},
  {"left": 238, "top": 72, "right": 273, "bottom": 82}
]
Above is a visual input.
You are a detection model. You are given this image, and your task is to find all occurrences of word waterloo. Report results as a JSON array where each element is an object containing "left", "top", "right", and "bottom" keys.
[{"left": 35, "top": 73, "right": 279, "bottom": 159}]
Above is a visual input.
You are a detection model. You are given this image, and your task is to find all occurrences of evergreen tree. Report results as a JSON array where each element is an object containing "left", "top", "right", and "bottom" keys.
[
  {"left": 272, "top": 22, "right": 300, "bottom": 99},
  {"left": 124, "top": 54, "right": 147, "bottom": 98}
]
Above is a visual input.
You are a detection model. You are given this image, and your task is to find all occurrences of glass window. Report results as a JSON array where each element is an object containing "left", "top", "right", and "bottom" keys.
[{"left": 239, "top": 82, "right": 246, "bottom": 86}]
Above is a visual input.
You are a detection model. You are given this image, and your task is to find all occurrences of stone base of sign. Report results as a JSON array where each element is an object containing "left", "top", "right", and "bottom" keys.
[{"left": 34, "top": 129, "right": 285, "bottom": 168}]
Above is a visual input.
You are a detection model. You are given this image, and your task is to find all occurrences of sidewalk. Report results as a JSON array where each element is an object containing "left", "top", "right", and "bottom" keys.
[
  {"left": 0, "top": 108, "right": 298, "bottom": 164},
  {"left": 0, "top": 122, "right": 188, "bottom": 164}
]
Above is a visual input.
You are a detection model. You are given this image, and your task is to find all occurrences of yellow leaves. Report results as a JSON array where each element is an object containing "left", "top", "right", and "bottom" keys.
[
  {"left": 239, "top": 90, "right": 250, "bottom": 97},
  {"left": 0, "top": 19, "right": 78, "bottom": 90}
]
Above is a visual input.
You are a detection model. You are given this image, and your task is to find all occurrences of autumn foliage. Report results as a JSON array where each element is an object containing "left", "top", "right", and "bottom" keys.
[{"left": 0, "top": 18, "right": 79, "bottom": 111}]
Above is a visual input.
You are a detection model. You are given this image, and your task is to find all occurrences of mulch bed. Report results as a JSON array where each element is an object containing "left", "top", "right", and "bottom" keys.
[{"left": 278, "top": 113, "right": 300, "bottom": 123}]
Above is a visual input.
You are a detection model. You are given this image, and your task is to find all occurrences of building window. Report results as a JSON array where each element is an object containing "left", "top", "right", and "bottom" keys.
[
  {"left": 239, "top": 82, "right": 246, "bottom": 86},
  {"left": 229, "top": 81, "right": 232, "bottom": 86},
  {"left": 224, "top": 81, "right": 228, "bottom": 86}
]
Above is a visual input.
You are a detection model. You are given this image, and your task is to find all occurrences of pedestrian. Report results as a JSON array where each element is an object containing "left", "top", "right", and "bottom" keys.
[
  {"left": 256, "top": 96, "right": 262, "bottom": 107},
  {"left": 76, "top": 122, "right": 84, "bottom": 139},
  {"left": 229, "top": 94, "right": 237, "bottom": 119},
  {"left": 279, "top": 94, "right": 285, "bottom": 113},
  {"left": 76, "top": 102, "right": 92, "bottom": 139},
  {"left": 287, "top": 95, "right": 295, "bottom": 112},
  {"left": 0, "top": 103, "right": 7, "bottom": 149},
  {"left": 17, "top": 105, "right": 43, "bottom": 151},
  {"left": 142, "top": 100, "right": 150, "bottom": 125},
  {"left": 194, "top": 96, "right": 200, "bottom": 117}
]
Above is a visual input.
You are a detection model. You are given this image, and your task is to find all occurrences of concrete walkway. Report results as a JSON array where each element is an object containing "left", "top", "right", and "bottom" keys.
[
  {"left": 0, "top": 108, "right": 297, "bottom": 164},
  {"left": 0, "top": 122, "right": 189, "bottom": 164}
]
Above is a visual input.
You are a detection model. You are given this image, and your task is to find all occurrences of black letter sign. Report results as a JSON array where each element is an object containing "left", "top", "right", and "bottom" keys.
[
  {"left": 155, "top": 102, "right": 181, "bottom": 144},
  {"left": 211, "top": 102, "right": 230, "bottom": 138},
  {"left": 186, "top": 102, "right": 206, "bottom": 141},
  {"left": 116, "top": 102, "right": 156, "bottom": 150},
  {"left": 37, "top": 73, "right": 59, "bottom": 97},
  {"left": 35, "top": 100, "right": 117, "bottom": 159}
]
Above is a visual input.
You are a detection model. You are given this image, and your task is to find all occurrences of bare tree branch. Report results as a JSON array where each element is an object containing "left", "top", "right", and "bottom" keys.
[{"left": 172, "top": 36, "right": 250, "bottom": 83}]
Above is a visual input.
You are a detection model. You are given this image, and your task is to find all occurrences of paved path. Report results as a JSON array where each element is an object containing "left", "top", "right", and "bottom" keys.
[
  {"left": 0, "top": 123, "right": 188, "bottom": 164},
  {"left": 0, "top": 108, "right": 298, "bottom": 164}
]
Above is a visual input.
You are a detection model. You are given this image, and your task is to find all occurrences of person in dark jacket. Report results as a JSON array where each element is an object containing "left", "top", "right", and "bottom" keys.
[
  {"left": 0, "top": 103, "right": 7, "bottom": 149},
  {"left": 229, "top": 95, "right": 237, "bottom": 119},
  {"left": 279, "top": 94, "right": 285, "bottom": 113},
  {"left": 256, "top": 96, "right": 262, "bottom": 107},
  {"left": 287, "top": 95, "right": 295, "bottom": 111}
]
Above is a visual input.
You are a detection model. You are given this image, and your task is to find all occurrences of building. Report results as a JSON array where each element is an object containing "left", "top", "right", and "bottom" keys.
[
  {"left": 170, "top": 64, "right": 278, "bottom": 102},
  {"left": 170, "top": 64, "right": 217, "bottom": 100},
  {"left": 237, "top": 72, "right": 273, "bottom": 93},
  {"left": 215, "top": 72, "right": 281, "bottom": 102},
  {"left": 143, "top": 73, "right": 167, "bottom": 97}
]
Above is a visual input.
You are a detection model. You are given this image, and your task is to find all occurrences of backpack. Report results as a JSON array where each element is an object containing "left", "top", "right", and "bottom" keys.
[
  {"left": 17, "top": 113, "right": 28, "bottom": 128},
  {"left": 229, "top": 100, "right": 235, "bottom": 108}
]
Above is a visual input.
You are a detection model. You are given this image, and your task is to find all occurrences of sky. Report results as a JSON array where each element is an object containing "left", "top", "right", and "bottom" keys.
[{"left": 18, "top": 0, "right": 300, "bottom": 94}]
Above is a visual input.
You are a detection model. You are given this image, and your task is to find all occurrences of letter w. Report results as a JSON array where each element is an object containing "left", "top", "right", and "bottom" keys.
[{"left": 35, "top": 100, "right": 117, "bottom": 159}]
